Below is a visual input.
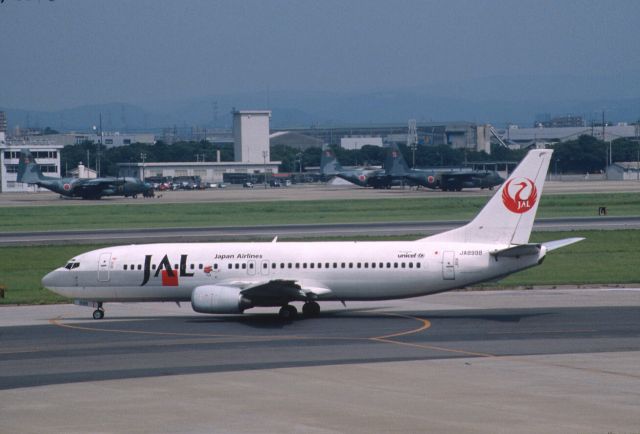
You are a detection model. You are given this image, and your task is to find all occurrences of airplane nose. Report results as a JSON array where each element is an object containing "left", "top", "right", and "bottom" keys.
[
  {"left": 41, "top": 270, "right": 60, "bottom": 289},
  {"left": 42, "top": 269, "right": 74, "bottom": 290}
]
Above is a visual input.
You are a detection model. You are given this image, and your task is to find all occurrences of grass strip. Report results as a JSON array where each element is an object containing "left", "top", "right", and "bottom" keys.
[{"left": 0, "top": 193, "right": 639, "bottom": 232}]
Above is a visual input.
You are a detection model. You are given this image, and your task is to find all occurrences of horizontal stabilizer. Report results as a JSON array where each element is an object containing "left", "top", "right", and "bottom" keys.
[
  {"left": 542, "top": 237, "right": 585, "bottom": 251},
  {"left": 490, "top": 244, "right": 541, "bottom": 258}
]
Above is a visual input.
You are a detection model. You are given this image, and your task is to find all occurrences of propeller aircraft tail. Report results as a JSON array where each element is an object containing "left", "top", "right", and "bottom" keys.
[{"left": 17, "top": 149, "right": 47, "bottom": 184}]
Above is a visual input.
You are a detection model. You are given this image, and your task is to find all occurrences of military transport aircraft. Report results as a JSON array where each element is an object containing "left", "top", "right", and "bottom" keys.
[
  {"left": 320, "top": 146, "right": 384, "bottom": 187},
  {"left": 42, "top": 149, "right": 583, "bottom": 320},
  {"left": 384, "top": 143, "right": 505, "bottom": 191},
  {"left": 17, "top": 149, "right": 154, "bottom": 199}
]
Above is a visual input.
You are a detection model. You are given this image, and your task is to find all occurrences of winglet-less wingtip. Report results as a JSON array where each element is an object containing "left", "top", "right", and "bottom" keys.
[{"left": 542, "top": 237, "right": 585, "bottom": 252}]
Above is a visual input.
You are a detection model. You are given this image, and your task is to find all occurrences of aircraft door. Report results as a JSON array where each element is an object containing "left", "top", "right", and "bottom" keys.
[
  {"left": 247, "top": 260, "right": 256, "bottom": 276},
  {"left": 260, "top": 260, "right": 270, "bottom": 276},
  {"left": 98, "top": 253, "right": 111, "bottom": 282},
  {"left": 442, "top": 251, "right": 455, "bottom": 280}
]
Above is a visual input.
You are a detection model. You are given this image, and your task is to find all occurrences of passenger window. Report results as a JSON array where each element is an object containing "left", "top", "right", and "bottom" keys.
[
  {"left": 235, "top": 264, "right": 240, "bottom": 269},
  {"left": 295, "top": 263, "right": 300, "bottom": 269},
  {"left": 280, "top": 263, "right": 285, "bottom": 269},
  {"left": 325, "top": 263, "right": 330, "bottom": 268},
  {"left": 137, "top": 264, "right": 142, "bottom": 270},
  {"left": 364, "top": 263, "right": 369, "bottom": 268},
  {"left": 288, "top": 263, "right": 292, "bottom": 269},
  {"left": 309, "top": 263, "right": 314, "bottom": 269},
  {"left": 333, "top": 263, "right": 338, "bottom": 268},
  {"left": 199, "top": 264, "right": 203, "bottom": 269},
  {"left": 228, "top": 264, "right": 233, "bottom": 270},
  {"left": 371, "top": 263, "right": 376, "bottom": 268},
  {"left": 394, "top": 263, "right": 398, "bottom": 268},
  {"left": 349, "top": 263, "right": 353, "bottom": 268},
  {"left": 152, "top": 264, "right": 157, "bottom": 270},
  {"left": 387, "top": 262, "right": 391, "bottom": 268},
  {"left": 417, "top": 263, "right": 421, "bottom": 268},
  {"left": 303, "top": 263, "right": 307, "bottom": 269},
  {"left": 242, "top": 263, "right": 247, "bottom": 269},
  {"left": 123, "top": 264, "right": 128, "bottom": 270},
  {"left": 357, "top": 263, "right": 361, "bottom": 268},
  {"left": 401, "top": 263, "right": 405, "bottom": 268},
  {"left": 131, "top": 264, "right": 135, "bottom": 270},
  {"left": 190, "top": 264, "right": 194, "bottom": 270},
  {"left": 214, "top": 264, "right": 218, "bottom": 270},
  {"left": 174, "top": 264, "right": 178, "bottom": 269},
  {"left": 271, "top": 263, "right": 276, "bottom": 269},
  {"left": 249, "top": 263, "right": 254, "bottom": 269},
  {"left": 409, "top": 263, "right": 413, "bottom": 268},
  {"left": 379, "top": 262, "right": 384, "bottom": 268},
  {"left": 341, "top": 263, "right": 345, "bottom": 268}
]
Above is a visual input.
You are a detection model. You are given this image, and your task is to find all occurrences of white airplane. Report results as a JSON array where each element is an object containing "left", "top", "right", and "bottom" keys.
[{"left": 42, "top": 149, "right": 583, "bottom": 320}]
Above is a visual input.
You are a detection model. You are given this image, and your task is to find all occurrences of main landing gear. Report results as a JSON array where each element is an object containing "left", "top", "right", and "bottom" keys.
[
  {"left": 92, "top": 302, "right": 105, "bottom": 320},
  {"left": 302, "top": 301, "right": 320, "bottom": 317},
  {"left": 278, "top": 301, "right": 321, "bottom": 320}
]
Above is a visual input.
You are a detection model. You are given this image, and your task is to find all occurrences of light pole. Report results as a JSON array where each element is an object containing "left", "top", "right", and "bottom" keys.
[
  {"left": 140, "top": 152, "right": 147, "bottom": 181},
  {"left": 262, "top": 150, "right": 268, "bottom": 189}
]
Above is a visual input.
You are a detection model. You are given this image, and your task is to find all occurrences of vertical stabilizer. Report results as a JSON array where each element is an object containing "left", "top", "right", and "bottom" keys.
[
  {"left": 385, "top": 143, "right": 410, "bottom": 176},
  {"left": 320, "top": 145, "right": 343, "bottom": 175},
  {"left": 423, "top": 149, "right": 553, "bottom": 245},
  {"left": 17, "top": 149, "right": 46, "bottom": 184}
]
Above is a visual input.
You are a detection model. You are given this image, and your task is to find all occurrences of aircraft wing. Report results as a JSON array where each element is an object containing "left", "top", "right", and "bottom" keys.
[
  {"left": 440, "top": 172, "right": 478, "bottom": 181},
  {"left": 237, "top": 279, "right": 333, "bottom": 302},
  {"left": 81, "top": 178, "right": 126, "bottom": 187}
]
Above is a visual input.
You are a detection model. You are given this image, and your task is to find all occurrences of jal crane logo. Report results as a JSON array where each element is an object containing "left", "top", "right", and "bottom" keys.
[{"left": 502, "top": 178, "right": 538, "bottom": 214}]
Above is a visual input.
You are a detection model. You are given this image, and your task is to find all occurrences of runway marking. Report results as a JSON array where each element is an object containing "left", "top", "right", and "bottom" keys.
[
  {"left": 486, "top": 329, "right": 597, "bottom": 335},
  {"left": 371, "top": 337, "right": 496, "bottom": 358},
  {"left": 371, "top": 313, "right": 431, "bottom": 339},
  {"left": 48, "top": 312, "right": 432, "bottom": 343},
  {"left": 48, "top": 316, "right": 304, "bottom": 341}
]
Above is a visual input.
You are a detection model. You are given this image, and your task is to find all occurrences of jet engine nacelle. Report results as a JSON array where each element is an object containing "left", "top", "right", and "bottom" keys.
[{"left": 191, "top": 285, "right": 252, "bottom": 314}]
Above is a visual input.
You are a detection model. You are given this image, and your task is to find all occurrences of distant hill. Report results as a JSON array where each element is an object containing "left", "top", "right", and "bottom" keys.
[{"left": 3, "top": 74, "right": 639, "bottom": 132}]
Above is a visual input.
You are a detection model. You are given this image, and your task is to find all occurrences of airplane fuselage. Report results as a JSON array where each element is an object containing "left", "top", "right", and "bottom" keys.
[{"left": 44, "top": 241, "right": 545, "bottom": 304}]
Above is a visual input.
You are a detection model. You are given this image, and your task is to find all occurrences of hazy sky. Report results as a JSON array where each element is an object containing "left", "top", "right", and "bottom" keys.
[{"left": 1, "top": 0, "right": 639, "bottom": 110}]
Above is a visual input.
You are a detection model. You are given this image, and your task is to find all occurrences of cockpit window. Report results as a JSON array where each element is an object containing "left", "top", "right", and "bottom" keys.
[{"left": 65, "top": 261, "right": 81, "bottom": 270}]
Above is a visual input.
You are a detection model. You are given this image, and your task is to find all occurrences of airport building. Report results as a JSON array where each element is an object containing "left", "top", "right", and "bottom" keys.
[
  {"left": 606, "top": 162, "right": 640, "bottom": 180},
  {"left": 272, "top": 121, "right": 492, "bottom": 154},
  {"left": 496, "top": 124, "right": 640, "bottom": 149},
  {"left": 39, "top": 131, "right": 156, "bottom": 148}
]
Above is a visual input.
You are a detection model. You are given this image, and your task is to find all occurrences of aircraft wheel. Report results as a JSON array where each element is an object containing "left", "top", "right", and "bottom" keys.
[
  {"left": 92, "top": 309, "right": 104, "bottom": 320},
  {"left": 302, "top": 301, "right": 320, "bottom": 317},
  {"left": 132, "top": 194, "right": 138, "bottom": 199},
  {"left": 278, "top": 305, "right": 297, "bottom": 320}
]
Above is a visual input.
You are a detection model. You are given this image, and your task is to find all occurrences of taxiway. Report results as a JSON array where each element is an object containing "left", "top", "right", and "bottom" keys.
[{"left": 1, "top": 288, "right": 639, "bottom": 433}]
